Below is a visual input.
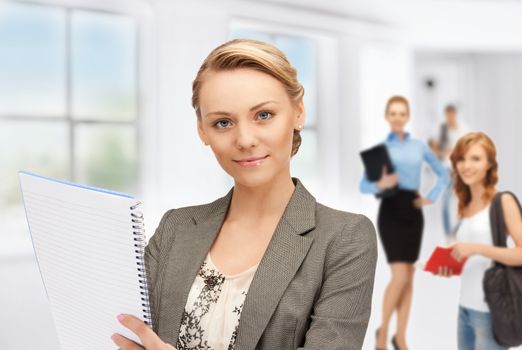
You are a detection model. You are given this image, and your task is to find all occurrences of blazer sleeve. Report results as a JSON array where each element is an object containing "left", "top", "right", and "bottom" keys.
[
  {"left": 299, "top": 215, "right": 378, "bottom": 350},
  {"left": 145, "top": 209, "right": 175, "bottom": 330}
]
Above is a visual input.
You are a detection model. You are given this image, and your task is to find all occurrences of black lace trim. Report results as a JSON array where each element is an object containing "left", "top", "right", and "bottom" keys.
[{"left": 177, "top": 262, "right": 249, "bottom": 350}]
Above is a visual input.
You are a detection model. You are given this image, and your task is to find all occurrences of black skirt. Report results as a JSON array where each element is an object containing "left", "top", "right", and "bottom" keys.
[{"left": 377, "top": 189, "right": 424, "bottom": 263}]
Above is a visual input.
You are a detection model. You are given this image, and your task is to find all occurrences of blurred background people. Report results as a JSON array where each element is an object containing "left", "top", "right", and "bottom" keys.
[
  {"left": 360, "top": 95, "right": 449, "bottom": 350},
  {"left": 436, "top": 132, "right": 522, "bottom": 350},
  {"left": 429, "top": 104, "right": 470, "bottom": 243}
]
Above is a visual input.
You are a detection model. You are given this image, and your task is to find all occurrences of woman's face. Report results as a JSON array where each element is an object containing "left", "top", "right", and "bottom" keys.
[
  {"left": 455, "top": 143, "right": 490, "bottom": 187},
  {"left": 197, "top": 68, "right": 304, "bottom": 188},
  {"left": 385, "top": 102, "right": 409, "bottom": 134}
]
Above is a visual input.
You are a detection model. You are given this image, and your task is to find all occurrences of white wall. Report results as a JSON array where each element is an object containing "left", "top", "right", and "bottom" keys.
[
  {"left": 413, "top": 54, "right": 473, "bottom": 139},
  {"left": 472, "top": 54, "right": 522, "bottom": 196}
]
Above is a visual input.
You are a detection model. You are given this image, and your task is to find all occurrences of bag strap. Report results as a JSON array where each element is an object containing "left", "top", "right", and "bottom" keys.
[
  {"left": 489, "top": 191, "right": 522, "bottom": 248},
  {"left": 489, "top": 192, "right": 506, "bottom": 248}
]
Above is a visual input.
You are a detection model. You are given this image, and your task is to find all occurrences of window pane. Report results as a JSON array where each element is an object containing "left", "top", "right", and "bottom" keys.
[
  {"left": 0, "top": 3, "right": 66, "bottom": 116},
  {"left": 0, "top": 120, "right": 69, "bottom": 208},
  {"left": 74, "top": 125, "right": 137, "bottom": 194},
  {"left": 275, "top": 36, "right": 317, "bottom": 126},
  {"left": 72, "top": 11, "right": 136, "bottom": 120}
]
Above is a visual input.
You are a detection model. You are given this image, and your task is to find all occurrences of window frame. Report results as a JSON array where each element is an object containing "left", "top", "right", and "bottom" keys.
[
  {"left": 0, "top": 0, "right": 156, "bottom": 254},
  {"left": 0, "top": 1, "right": 142, "bottom": 187}
]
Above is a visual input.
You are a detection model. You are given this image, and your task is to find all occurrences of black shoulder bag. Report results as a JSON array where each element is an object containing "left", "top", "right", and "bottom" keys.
[{"left": 483, "top": 191, "right": 522, "bottom": 347}]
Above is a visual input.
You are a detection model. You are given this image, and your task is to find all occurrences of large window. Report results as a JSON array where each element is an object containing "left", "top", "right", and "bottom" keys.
[
  {"left": 229, "top": 28, "right": 319, "bottom": 186},
  {"left": 0, "top": 2, "right": 139, "bottom": 238}
]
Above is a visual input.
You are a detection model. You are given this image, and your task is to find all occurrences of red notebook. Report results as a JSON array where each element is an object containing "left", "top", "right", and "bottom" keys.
[{"left": 424, "top": 246, "right": 467, "bottom": 276}]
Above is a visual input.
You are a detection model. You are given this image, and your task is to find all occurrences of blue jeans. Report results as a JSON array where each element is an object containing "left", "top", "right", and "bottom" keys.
[
  {"left": 442, "top": 175, "right": 454, "bottom": 237},
  {"left": 458, "top": 306, "right": 507, "bottom": 350}
]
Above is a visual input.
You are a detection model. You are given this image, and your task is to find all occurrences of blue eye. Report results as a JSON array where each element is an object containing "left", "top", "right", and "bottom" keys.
[
  {"left": 215, "top": 120, "right": 231, "bottom": 129},
  {"left": 258, "top": 111, "right": 272, "bottom": 121}
]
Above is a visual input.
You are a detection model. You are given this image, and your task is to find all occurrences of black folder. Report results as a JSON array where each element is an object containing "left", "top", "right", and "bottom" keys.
[{"left": 360, "top": 144, "right": 398, "bottom": 198}]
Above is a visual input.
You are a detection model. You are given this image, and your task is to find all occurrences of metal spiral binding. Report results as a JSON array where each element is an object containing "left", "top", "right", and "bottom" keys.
[{"left": 130, "top": 201, "right": 153, "bottom": 327}]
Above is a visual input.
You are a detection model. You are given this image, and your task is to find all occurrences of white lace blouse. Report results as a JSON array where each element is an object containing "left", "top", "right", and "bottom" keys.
[{"left": 176, "top": 254, "right": 258, "bottom": 350}]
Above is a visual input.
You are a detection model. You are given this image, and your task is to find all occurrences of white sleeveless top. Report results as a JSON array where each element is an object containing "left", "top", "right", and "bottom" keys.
[
  {"left": 176, "top": 254, "right": 258, "bottom": 350},
  {"left": 456, "top": 204, "right": 493, "bottom": 312}
]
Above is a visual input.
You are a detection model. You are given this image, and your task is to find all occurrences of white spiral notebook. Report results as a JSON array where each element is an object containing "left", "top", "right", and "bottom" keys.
[{"left": 19, "top": 171, "right": 152, "bottom": 350}]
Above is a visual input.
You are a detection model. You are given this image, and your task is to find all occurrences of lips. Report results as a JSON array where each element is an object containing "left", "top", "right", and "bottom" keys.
[
  {"left": 460, "top": 172, "right": 476, "bottom": 178},
  {"left": 234, "top": 155, "right": 269, "bottom": 168},
  {"left": 459, "top": 172, "right": 478, "bottom": 183}
]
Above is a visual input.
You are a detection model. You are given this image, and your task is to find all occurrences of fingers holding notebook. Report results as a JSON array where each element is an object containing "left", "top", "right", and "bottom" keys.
[
  {"left": 435, "top": 265, "right": 454, "bottom": 278},
  {"left": 376, "top": 167, "right": 399, "bottom": 190},
  {"left": 423, "top": 246, "right": 467, "bottom": 276},
  {"left": 113, "top": 314, "right": 177, "bottom": 350}
]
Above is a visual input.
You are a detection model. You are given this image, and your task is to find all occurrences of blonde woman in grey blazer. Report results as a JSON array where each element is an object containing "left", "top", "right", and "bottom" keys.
[{"left": 112, "top": 39, "right": 377, "bottom": 350}]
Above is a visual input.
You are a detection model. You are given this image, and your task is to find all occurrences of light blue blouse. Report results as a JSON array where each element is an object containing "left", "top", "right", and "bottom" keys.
[{"left": 360, "top": 132, "right": 449, "bottom": 203}]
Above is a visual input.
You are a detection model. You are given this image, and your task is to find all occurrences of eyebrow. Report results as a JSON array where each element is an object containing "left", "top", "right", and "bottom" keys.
[
  {"left": 204, "top": 100, "right": 278, "bottom": 118},
  {"left": 249, "top": 100, "right": 278, "bottom": 111}
]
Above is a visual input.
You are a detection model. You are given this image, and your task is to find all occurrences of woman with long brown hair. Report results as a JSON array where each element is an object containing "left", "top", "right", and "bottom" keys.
[
  {"left": 438, "top": 131, "right": 522, "bottom": 350},
  {"left": 360, "top": 95, "right": 449, "bottom": 350}
]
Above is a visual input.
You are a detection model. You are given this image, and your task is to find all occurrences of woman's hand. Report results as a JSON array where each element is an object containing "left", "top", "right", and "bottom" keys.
[
  {"left": 434, "top": 265, "right": 454, "bottom": 277},
  {"left": 451, "top": 242, "right": 480, "bottom": 262},
  {"left": 376, "top": 166, "right": 399, "bottom": 190},
  {"left": 413, "top": 196, "right": 432, "bottom": 208},
  {"left": 111, "top": 314, "right": 176, "bottom": 350}
]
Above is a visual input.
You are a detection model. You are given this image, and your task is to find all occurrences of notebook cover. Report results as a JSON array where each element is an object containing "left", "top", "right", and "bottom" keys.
[{"left": 424, "top": 246, "right": 467, "bottom": 276}]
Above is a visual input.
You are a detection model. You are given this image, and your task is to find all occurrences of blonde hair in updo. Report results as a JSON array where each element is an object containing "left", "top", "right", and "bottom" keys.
[{"left": 192, "top": 39, "right": 305, "bottom": 156}]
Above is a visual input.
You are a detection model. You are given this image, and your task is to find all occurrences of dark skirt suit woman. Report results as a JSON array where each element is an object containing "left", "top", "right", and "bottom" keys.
[
  {"left": 111, "top": 39, "right": 378, "bottom": 350},
  {"left": 360, "top": 96, "right": 449, "bottom": 350}
]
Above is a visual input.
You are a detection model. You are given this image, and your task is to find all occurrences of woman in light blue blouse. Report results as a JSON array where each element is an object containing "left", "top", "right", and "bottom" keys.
[{"left": 361, "top": 96, "right": 449, "bottom": 350}]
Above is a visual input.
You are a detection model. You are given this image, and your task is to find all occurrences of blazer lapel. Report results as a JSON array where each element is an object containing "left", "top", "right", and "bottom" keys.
[
  {"left": 156, "top": 192, "right": 232, "bottom": 344},
  {"left": 234, "top": 180, "right": 316, "bottom": 350}
]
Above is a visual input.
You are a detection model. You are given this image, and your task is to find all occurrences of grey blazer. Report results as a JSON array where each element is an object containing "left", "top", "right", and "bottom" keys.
[{"left": 145, "top": 180, "right": 377, "bottom": 349}]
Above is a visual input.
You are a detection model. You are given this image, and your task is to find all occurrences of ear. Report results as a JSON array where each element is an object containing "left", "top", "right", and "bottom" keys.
[
  {"left": 197, "top": 119, "right": 209, "bottom": 145},
  {"left": 294, "top": 100, "right": 306, "bottom": 130}
]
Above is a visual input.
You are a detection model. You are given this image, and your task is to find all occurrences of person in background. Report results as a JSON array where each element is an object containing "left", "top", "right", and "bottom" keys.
[
  {"left": 360, "top": 95, "right": 449, "bottom": 350},
  {"left": 112, "top": 39, "right": 378, "bottom": 350},
  {"left": 429, "top": 104, "right": 469, "bottom": 243},
  {"left": 435, "top": 132, "right": 522, "bottom": 350}
]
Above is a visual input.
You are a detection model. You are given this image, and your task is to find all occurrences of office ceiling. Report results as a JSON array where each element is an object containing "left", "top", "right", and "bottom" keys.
[
  {"left": 246, "top": 0, "right": 522, "bottom": 49},
  {"left": 247, "top": 0, "right": 522, "bottom": 26}
]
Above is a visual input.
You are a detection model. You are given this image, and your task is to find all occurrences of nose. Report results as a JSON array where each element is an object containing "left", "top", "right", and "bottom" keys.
[
  {"left": 235, "top": 122, "right": 258, "bottom": 150},
  {"left": 461, "top": 160, "right": 472, "bottom": 171}
]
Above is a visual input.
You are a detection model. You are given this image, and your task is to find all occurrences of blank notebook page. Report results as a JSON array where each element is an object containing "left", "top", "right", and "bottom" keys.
[{"left": 19, "top": 171, "right": 150, "bottom": 350}]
